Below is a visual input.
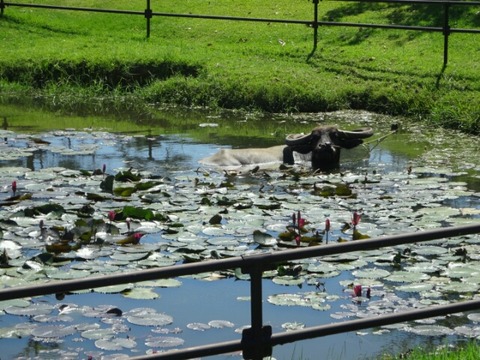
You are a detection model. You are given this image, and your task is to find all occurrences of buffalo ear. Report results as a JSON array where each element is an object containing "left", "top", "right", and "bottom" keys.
[{"left": 338, "top": 138, "right": 364, "bottom": 149}]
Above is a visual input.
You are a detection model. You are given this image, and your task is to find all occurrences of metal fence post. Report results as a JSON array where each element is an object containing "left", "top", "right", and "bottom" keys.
[
  {"left": 241, "top": 262, "right": 272, "bottom": 360},
  {"left": 443, "top": 3, "right": 450, "bottom": 67},
  {"left": 309, "top": 0, "right": 320, "bottom": 59},
  {"left": 0, "top": 0, "right": 5, "bottom": 16},
  {"left": 145, "top": 0, "right": 152, "bottom": 38}
]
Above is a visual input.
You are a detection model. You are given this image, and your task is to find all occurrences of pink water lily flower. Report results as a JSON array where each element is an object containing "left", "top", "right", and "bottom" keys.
[
  {"left": 133, "top": 233, "right": 143, "bottom": 244},
  {"left": 325, "top": 218, "right": 331, "bottom": 244},
  {"left": 352, "top": 211, "right": 361, "bottom": 226},
  {"left": 108, "top": 210, "right": 116, "bottom": 222},
  {"left": 353, "top": 284, "right": 362, "bottom": 297},
  {"left": 298, "top": 217, "right": 305, "bottom": 229}
]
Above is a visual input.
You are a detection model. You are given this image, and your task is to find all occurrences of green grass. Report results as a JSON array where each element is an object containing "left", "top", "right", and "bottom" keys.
[
  {"left": 380, "top": 341, "right": 480, "bottom": 360},
  {"left": 0, "top": 0, "right": 479, "bottom": 133}
]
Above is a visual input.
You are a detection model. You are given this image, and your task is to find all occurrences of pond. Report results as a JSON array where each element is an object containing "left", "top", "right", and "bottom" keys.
[{"left": 0, "top": 104, "right": 479, "bottom": 360}]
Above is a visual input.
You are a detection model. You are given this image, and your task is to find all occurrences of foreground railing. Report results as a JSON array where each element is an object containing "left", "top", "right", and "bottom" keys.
[
  {"left": 1, "top": 0, "right": 480, "bottom": 65},
  {"left": 1, "top": 223, "right": 479, "bottom": 359}
]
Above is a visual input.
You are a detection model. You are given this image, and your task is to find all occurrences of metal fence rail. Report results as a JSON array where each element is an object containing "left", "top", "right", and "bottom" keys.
[
  {"left": 1, "top": 223, "right": 479, "bottom": 359},
  {"left": 1, "top": 0, "right": 480, "bottom": 64}
]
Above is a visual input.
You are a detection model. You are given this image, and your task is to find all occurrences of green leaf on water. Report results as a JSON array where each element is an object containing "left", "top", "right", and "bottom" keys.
[
  {"left": 113, "top": 186, "right": 136, "bottom": 197},
  {"left": 24, "top": 203, "right": 65, "bottom": 217},
  {"left": 123, "top": 288, "right": 159, "bottom": 300},
  {"left": 100, "top": 175, "right": 114, "bottom": 193},
  {"left": 115, "top": 169, "right": 141, "bottom": 182}
]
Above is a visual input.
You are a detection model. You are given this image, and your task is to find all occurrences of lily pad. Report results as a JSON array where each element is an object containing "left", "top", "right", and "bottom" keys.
[
  {"left": 145, "top": 336, "right": 185, "bottom": 348},
  {"left": 267, "top": 292, "right": 327, "bottom": 308},
  {"left": 126, "top": 308, "right": 173, "bottom": 327},
  {"left": 352, "top": 268, "right": 390, "bottom": 279},
  {"left": 403, "top": 325, "right": 454, "bottom": 336},
  {"left": 5, "top": 303, "right": 54, "bottom": 316},
  {"left": 123, "top": 288, "right": 159, "bottom": 300},
  {"left": 0, "top": 324, "right": 35, "bottom": 339},
  {"left": 208, "top": 320, "right": 235, "bottom": 328},
  {"left": 385, "top": 271, "right": 430, "bottom": 283},
  {"left": 454, "top": 325, "right": 480, "bottom": 337},
  {"left": 467, "top": 313, "right": 480, "bottom": 323},
  {"left": 186, "top": 322, "right": 211, "bottom": 331},
  {"left": 412, "top": 245, "right": 449, "bottom": 256},
  {"left": 282, "top": 322, "right": 305, "bottom": 331},
  {"left": 137, "top": 279, "right": 182, "bottom": 288},
  {"left": 95, "top": 337, "right": 137, "bottom": 351},
  {"left": 31, "top": 325, "right": 77, "bottom": 338},
  {"left": 253, "top": 230, "right": 277, "bottom": 247},
  {"left": 94, "top": 284, "right": 134, "bottom": 294},
  {"left": 396, "top": 283, "right": 435, "bottom": 293},
  {"left": 0, "top": 299, "right": 31, "bottom": 311},
  {"left": 81, "top": 328, "right": 116, "bottom": 340},
  {"left": 272, "top": 276, "right": 305, "bottom": 286},
  {"left": 442, "top": 263, "right": 480, "bottom": 279}
]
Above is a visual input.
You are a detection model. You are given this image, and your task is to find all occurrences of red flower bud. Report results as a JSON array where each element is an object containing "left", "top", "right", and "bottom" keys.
[
  {"left": 352, "top": 211, "right": 361, "bottom": 226},
  {"left": 295, "top": 235, "right": 301, "bottom": 246},
  {"left": 133, "top": 233, "right": 143, "bottom": 244},
  {"left": 353, "top": 284, "right": 362, "bottom": 297},
  {"left": 108, "top": 210, "right": 116, "bottom": 222},
  {"left": 298, "top": 218, "right": 305, "bottom": 229}
]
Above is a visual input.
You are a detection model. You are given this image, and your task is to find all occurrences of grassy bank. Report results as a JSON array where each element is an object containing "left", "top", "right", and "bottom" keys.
[
  {"left": 382, "top": 341, "right": 480, "bottom": 360},
  {"left": 0, "top": 0, "right": 479, "bottom": 133}
]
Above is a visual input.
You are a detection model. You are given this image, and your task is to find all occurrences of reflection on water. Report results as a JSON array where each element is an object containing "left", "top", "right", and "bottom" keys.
[
  {"left": 1, "top": 131, "right": 219, "bottom": 176},
  {"left": 2, "top": 130, "right": 413, "bottom": 176}
]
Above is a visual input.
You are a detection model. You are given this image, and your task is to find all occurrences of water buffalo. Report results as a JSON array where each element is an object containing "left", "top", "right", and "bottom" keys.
[{"left": 200, "top": 125, "right": 373, "bottom": 171}]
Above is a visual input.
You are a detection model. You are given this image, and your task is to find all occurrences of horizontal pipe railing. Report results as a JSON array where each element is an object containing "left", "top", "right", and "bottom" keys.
[
  {"left": 315, "top": 21, "right": 480, "bottom": 34},
  {"left": 0, "top": 223, "right": 479, "bottom": 359},
  {"left": 2, "top": 2, "right": 145, "bottom": 15},
  {"left": 3, "top": 1, "right": 479, "bottom": 30},
  {"left": 1, "top": 223, "right": 479, "bottom": 301},
  {"left": 1, "top": 2, "right": 311, "bottom": 25},
  {"left": 149, "top": 12, "right": 310, "bottom": 25}
]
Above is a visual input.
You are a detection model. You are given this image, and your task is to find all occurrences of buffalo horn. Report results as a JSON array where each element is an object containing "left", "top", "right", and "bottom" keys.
[
  {"left": 337, "top": 127, "right": 373, "bottom": 139},
  {"left": 285, "top": 132, "right": 313, "bottom": 145}
]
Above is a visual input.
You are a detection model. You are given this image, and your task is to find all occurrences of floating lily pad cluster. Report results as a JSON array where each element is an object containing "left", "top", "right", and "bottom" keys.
[{"left": 0, "top": 126, "right": 479, "bottom": 356}]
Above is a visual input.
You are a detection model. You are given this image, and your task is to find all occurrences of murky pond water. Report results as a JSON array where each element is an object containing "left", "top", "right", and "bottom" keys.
[{"left": 0, "top": 105, "right": 479, "bottom": 359}]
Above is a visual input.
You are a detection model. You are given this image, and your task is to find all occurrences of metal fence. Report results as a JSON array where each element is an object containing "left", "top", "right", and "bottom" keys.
[
  {"left": 1, "top": 223, "right": 480, "bottom": 359},
  {"left": 1, "top": 0, "right": 480, "bottom": 65}
]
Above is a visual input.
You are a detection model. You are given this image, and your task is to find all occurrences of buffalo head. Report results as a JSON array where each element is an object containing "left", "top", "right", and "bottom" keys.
[{"left": 284, "top": 125, "right": 373, "bottom": 171}]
